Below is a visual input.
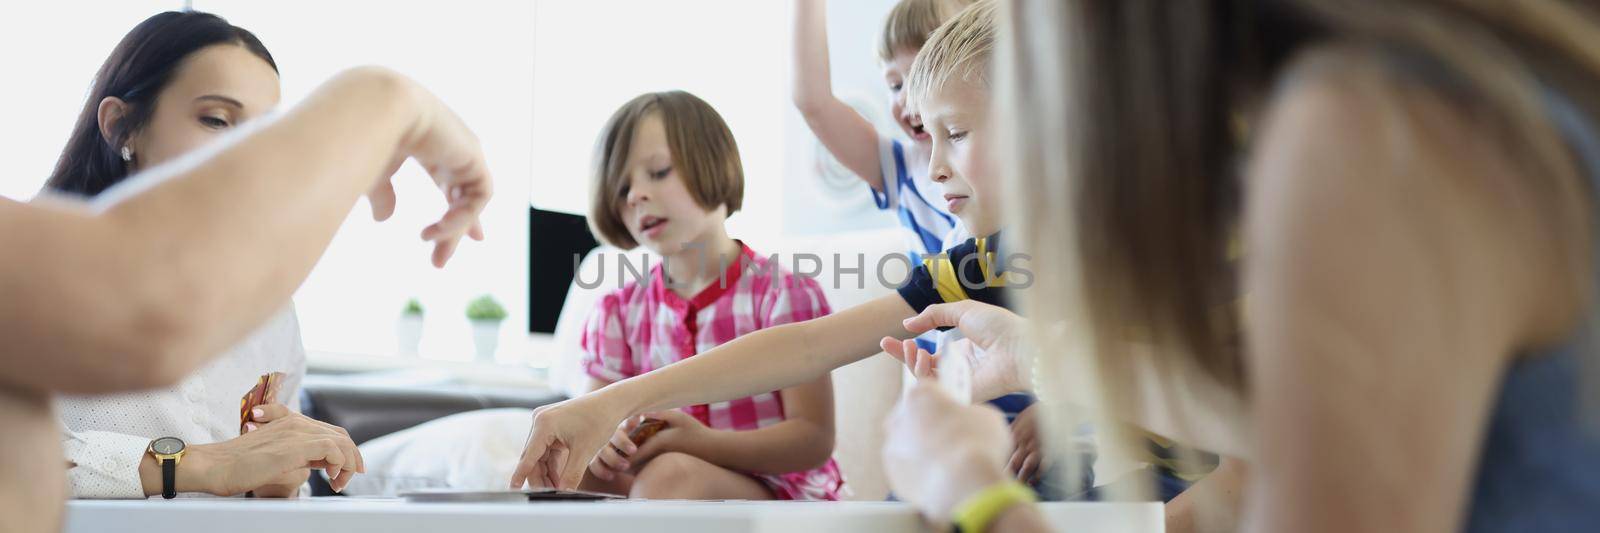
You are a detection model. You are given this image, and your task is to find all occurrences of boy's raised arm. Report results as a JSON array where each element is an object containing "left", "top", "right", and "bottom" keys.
[{"left": 791, "top": 0, "right": 887, "bottom": 191}]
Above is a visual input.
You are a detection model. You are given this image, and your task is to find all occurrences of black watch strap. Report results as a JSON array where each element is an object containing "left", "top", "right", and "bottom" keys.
[{"left": 161, "top": 458, "right": 177, "bottom": 499}]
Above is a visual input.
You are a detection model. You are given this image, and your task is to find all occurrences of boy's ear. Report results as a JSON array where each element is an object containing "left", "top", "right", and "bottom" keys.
[{"left": 96, "top": 96, "right": 129, "bottom": 148}]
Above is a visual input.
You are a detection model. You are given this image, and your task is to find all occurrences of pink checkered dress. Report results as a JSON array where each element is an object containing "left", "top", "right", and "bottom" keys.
[{"left": 580, "top": 243, "right": 846, "bottom": 500}]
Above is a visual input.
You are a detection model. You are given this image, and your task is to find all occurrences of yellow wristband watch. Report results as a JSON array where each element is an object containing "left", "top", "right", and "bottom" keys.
[{"left": 951, "top": 481, "right": 1037, "bottom": 533}]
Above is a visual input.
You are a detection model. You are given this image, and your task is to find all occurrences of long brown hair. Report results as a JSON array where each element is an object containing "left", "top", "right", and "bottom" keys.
[{"left": 1001, "top": 0, "right": 1600, "bottom": 422}]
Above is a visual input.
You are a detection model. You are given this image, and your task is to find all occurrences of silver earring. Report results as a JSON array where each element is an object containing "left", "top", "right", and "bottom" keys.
[{"left": 120, "top": 146, "right": 133, "bottom": 162}]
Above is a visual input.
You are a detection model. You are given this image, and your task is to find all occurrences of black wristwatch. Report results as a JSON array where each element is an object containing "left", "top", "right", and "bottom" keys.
[{"left": 147, "top": 437, "right": 187, "bottom": 499}]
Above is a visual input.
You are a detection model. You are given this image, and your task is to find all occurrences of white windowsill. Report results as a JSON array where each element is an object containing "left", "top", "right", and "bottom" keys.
[{"left": 305, "top": 333, "right": 559, "bottom": 390}]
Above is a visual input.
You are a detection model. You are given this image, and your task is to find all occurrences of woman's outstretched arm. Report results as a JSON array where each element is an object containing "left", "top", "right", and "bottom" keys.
[{"left": 0, "top": 66, "right": 492, "bottom": 394}]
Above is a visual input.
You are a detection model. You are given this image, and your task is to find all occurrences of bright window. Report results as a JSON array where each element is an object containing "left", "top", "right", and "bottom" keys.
[
  {"left": 194, "top": 0, "right": 534, "bottom": 364},
  {"left": 0, "top": 1, "right": 182, "bottom": 199},
  {"left": 529, "top": 0, "right": 788, "bottom": 244}
]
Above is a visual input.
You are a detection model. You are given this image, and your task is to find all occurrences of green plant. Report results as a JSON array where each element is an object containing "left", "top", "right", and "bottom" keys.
[
  {"left": 402, "top": 298, "right": 424, "bottom": 317},
  {"left": 465, "top": 295, "right": 507, "bottom": 322}
]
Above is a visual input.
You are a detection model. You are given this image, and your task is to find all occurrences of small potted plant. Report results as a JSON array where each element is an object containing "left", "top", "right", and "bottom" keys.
[
  {"left": 396, "top": 298, "right": 425, "bottom": 356},
  {"left": 466, "top": 295, "right": 507, "bottom": 361}
]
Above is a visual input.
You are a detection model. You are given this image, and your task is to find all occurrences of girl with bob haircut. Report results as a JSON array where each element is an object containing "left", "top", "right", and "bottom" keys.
[{"left": 573, "top": 90, "right": 846, "bottom": 501}]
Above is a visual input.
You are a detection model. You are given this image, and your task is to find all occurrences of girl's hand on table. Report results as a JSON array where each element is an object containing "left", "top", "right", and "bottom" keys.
[{"left": 511, "top": 393, "right": 630, "bottom": 490}]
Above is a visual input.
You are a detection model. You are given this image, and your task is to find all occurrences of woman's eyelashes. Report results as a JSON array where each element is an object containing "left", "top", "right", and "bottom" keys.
[
  {"left": 198, "top": 113, "right": 232, "bottom": 129},
  {"left": 650, "top": 166, "right": 672, "bottom": 180},
  {"left": 946, "top": 128, "right": 968, "bottom": 143}
]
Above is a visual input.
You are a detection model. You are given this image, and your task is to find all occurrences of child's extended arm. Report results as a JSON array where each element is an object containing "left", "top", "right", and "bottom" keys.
[
  {"left": 512, "top": 293, "right": 915, "bottom": 489},
  {"left": 636, "top": 373, "right": 836, "bottom": 475},
  {"left": 791, "top": 0, "right": 887, "bottom": 190},
  {"left": 608, "top": 293, "right": 911, "bottom": 421}
]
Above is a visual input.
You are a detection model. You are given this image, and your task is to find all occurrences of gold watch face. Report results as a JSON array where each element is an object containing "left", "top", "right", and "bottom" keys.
[{"left": 151, "top": 437, "right": 185, "bottom": 456}]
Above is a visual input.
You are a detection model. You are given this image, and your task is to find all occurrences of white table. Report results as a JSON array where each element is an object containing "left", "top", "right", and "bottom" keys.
[{"left": 65, "top": 499, "right": 1163, "bottom": 533}]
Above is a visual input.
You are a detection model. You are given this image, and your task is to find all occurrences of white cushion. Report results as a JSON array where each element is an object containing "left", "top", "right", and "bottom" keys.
[{"left": 343, "top": 408, "right": 532, "bottom": 496}]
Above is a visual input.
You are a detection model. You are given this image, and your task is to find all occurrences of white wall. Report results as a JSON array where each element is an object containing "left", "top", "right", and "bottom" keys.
[
  {"left": 530, "top": 0, "right": 788, "bottom": 246},
  {"left": 192, "top": 0, "right": 534, "bottom": 363},
  {"left": 0, "top": 1, "right": 181, "bottom": 199}
]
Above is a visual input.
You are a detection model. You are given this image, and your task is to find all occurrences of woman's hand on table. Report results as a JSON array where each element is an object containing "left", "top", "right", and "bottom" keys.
[
  {"left": 240, "top": 401, "right": 314, "bottom": 498},
  {"left": 880, "top": 300, "right": 1035, "bottom": 402},
  {"left": 182, "top": 403, "right": 363, "bottom": 496},
  {"left": 247, "top": 479, "right": 304, "bottom": 499},
  {"left": 883, "top": 382, "right": 1014, "bottom": 522}
]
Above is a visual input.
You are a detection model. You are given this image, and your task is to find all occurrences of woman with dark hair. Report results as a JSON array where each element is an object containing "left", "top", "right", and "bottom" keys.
[
  {"left": 0, "top": 11, "right": 491, "bottom": 533},
  {"left": 44, "top": 11, "right": 279, "bottom": 197},
  {"left": 44, "top": 11, "right": 352, "bottom": 501}
]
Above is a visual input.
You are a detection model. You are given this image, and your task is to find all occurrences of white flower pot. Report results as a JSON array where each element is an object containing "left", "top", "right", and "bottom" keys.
[
  {"left": 396, "top": 315, "right": 424, "bottom": 356},
  {"left": 471, "top": 320, "right": 502, "bottom": 362}
]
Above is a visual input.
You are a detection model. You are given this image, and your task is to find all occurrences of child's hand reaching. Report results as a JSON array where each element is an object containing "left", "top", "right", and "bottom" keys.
[
  {"left": 625, "top": 410, "right": 707, "bottom": 472},
  {"left": 883, "top": 337, "right": 941, "bottom": 380},
  {"left": 512, "top": 397, "right": 627, "bottom": 490},
  {"left": 879, "top": 301, "right": 1037, "bottom": 403},
  {"left": 882, "top": 337, "right": 976, "bottom": 404}
]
